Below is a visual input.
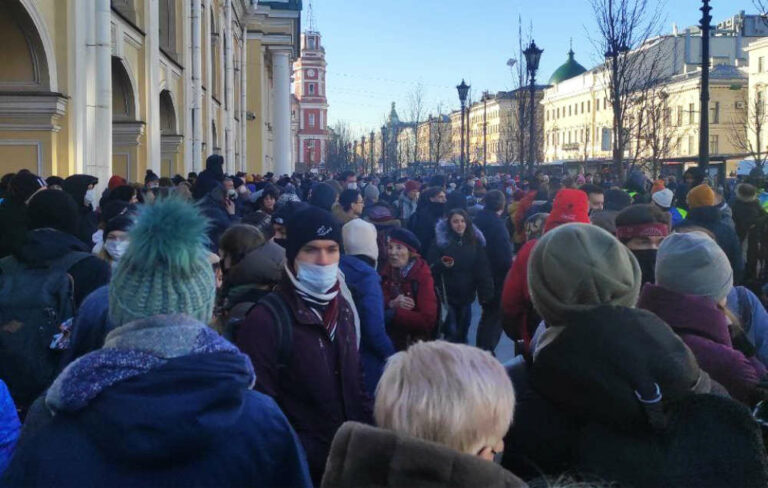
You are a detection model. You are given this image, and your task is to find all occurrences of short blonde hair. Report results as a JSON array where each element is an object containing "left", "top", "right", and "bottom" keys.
[{"left": 374, "top": 341, "right": 516, "bottom": 455}]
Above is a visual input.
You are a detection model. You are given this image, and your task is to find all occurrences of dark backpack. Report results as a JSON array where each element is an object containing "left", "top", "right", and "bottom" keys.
[
  {"left": 225, "top": 292, "right": 294, "bottom": 371},
  {"left": 0, "top": 252, "right": 91, "bottom": 409},
  {"left": 745, "top": 215, "right": 768, "bottom": 295}
]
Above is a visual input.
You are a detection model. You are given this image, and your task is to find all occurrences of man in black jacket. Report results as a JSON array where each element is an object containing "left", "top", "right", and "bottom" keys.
[{"left": 472, "top": 190, "right": 512, "bottom": 352}]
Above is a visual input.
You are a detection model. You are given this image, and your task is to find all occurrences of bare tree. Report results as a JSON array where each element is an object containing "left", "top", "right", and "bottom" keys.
[
  {"left": 405, "top": 83, "right": 426, "bottom": 162},
  {"left": 634, "top": 88, "right": 683, "bottom": 178},
  {"left": 589, "top": 0, "right": 664, "bottom": 183},
  {"left": 429, "top": 104, "right": 452, "bottom": 165},
  {"left": 730, "top": 89, "right": 768, "bottom": 169},
  {"left": 327, "top": 122, "right": 353, "bottom": 172}
]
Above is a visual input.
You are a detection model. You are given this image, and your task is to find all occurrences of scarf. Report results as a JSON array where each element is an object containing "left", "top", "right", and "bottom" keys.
[{"left": 286, "top": 264, "right": 341, "bottom": 341}]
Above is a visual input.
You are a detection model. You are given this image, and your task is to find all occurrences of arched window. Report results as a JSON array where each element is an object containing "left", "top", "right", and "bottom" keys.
[
  {"left": 159, "top": 90, "right": 177, "bottom": 135},
  {"left": 112, "top": 57, "right": 136, "bottom": 121},
  {"left": 0, "top": 0, "right": 51, "bottom": 91},
  {"left": 210, "top": 14, "right": 219, "bottom": 99}
]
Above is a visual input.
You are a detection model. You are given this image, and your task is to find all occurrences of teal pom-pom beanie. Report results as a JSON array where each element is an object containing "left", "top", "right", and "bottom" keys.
[{"left": 109, "top": 196, "right": 216, "bottom": 326}]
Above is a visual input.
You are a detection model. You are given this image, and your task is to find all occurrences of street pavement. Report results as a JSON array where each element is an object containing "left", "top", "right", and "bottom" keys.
[{"left": 468, "top": 300, "right": 517, "bottom": 363}]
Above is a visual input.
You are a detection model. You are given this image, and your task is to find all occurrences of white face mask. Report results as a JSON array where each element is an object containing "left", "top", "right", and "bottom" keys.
[
  {"left": 84, "top": 189, "right": 96, "bottom": 207},
  {"left": 105, "top": 240, "right": 129, "bottom": 261},
  {"left": 296, "top": 261, "right": 339, "bottom": 294},
  {"left": 347, "top": 183, "right": 358, "bottom": 190},
  {"left": 227, "top": 189, "right": 238, "bottom": 200}
]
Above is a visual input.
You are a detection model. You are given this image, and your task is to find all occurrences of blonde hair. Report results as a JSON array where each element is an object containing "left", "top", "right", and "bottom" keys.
[{"left": 374, "top": 341, "right": 516, "bottom": 455}]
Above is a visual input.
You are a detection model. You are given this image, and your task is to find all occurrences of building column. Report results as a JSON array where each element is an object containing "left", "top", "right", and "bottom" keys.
[
  {"left": 224, "top": 0, "right": 235, "bottom": 173},
  {"left": 145, "top": 0, "right": 161, "bottom": 174},
  {"left": 240, "top": 26, "right": 247, "bottom": 173},
  {"left": 204, "top": 0, "right": 212, "bottom": 154},
  {"left": 91, "top": 0, "right": 112, "bottom": 194},
  {"left": 272, "top": 49, "right": 292, "bottom": 176},
  {"left": 191, "top": 0, "right": 203, "bottom": 172}
]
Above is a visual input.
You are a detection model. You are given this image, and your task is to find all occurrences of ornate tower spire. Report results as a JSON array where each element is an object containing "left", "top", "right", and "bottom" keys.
[{"left": 307, "top": 0, "right": 317, "bottom": 32}]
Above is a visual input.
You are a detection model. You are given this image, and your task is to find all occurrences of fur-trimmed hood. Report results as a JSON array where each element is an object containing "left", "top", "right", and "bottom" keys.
[{"left": 434, "top": 218, "right": 486, "bottom": 249}]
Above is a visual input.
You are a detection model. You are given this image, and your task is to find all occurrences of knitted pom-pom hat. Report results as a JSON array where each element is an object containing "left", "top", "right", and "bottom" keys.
[{"left": 109, "top": 197, "right": 216, "bottom": 326}]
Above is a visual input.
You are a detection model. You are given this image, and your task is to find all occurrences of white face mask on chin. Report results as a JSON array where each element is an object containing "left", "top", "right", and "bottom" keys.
[{"left": 296, "top": 261, "right": 339, "bottom": 294}]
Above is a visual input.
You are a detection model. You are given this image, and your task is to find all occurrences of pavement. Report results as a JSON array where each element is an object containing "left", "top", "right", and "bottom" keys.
[{"left": 467, "top": 300, "right": 517, "bottom": 363}]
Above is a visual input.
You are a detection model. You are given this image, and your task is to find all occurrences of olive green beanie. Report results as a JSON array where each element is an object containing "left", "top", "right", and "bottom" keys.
[
  {"left": 527, "top": 223, "right": 641, "bottom": 327},
  {"left": 109, "top": 196, "right": 216, "bottom": 326}
]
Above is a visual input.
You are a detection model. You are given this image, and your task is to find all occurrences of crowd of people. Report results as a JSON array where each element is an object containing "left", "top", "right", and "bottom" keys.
[{"left": 0, "top": 156, "right": 767, "bottom": 487}]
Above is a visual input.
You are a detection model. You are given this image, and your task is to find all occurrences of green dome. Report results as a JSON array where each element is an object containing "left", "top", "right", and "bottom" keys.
[{"left": 549, "top": 50, "right": 587, "bottom": 85}]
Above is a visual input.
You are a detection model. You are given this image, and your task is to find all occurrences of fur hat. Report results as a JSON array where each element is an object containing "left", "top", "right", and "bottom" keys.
[
  {"left": 528, "top": 223, "right": 642, "bottom": 327},
  {"left": 735, "top": 183, "right": 758, "bottom": 203},
  {"left": 343, "top": 219, "right": 379, "bottom": 262},
  {"left": 109, "top": 197, "right": 215, "bottom": 326},
  {"left": 687, "top": 184, "right": 715, "bottom": 209}
]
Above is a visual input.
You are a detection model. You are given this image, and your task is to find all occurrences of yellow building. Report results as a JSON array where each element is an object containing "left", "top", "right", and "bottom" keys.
[
  {"left": 0, "top": 0, "right": 301, "bottom": 194},
  {"left": 543, "top": 14, "right": 762, "bottom": 168},
  {"left": 415, "top": 115, "right": 451, "bottom": 164},
  {"left": 745, "top": 37, "right": 768, "bottom": 163}
]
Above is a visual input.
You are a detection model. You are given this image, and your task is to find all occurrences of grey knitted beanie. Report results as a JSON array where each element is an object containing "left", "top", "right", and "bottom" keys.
[
  {"left": 528, "top": 223, "right": 641, "bottom": 327},
  {"left": 656, "top": 231, "right": 733, "bottom": 302}
]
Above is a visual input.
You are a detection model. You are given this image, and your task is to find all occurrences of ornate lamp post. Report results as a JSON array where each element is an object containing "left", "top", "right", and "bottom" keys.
[
  {"left": 524, "top": 40, "right": 543, "bottom": 177},
  {"left": 457, "top": 79, "right": 470, "bottom": 176},
  {"left": 369, "top": 130, "right": 375, "bottom": 176}
]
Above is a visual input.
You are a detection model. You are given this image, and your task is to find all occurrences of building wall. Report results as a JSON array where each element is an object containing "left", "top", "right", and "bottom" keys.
[
  {"left": 747, "top": 37, "right": 768, "bottom": 161},
  {"left": 0, "top": 0, "right": 300, "bottom": 190}
]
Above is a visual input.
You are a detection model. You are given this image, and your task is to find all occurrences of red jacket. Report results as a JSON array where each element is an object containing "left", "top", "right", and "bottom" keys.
[
  {"left": 501, "top": 239, "right": 539, "bottom": 352},
  {"left": 380, "top": 257, "right": 438, "bottom": 351}
]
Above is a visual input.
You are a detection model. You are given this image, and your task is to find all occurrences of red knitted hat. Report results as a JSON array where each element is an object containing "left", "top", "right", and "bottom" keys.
[
  {"left": 108, "top": 175, "right": 127, "bottom": 190},
  {"left": 544, "top": 189, "right": 591, "bottom": 233}
]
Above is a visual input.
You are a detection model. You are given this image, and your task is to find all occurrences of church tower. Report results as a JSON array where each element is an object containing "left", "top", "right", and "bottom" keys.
[{"left": 293, "top": 2, "right": 329, "bottom": 170}]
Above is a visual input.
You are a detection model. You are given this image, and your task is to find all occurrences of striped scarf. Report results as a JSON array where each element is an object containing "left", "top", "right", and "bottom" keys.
[{"left": 286, "top": 264, "right": 341, "bottom": 341}]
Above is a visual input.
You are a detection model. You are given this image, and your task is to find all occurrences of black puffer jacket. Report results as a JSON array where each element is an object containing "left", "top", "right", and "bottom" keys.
[
  {"left": 12, "top": 228, "right": 111, "bottom": 308},
  {"left": 410, "top": 201, "right": 445, "bottom": 255},
  {"left": 503, "top": 306, "right": 768, "bottom": 488},
  {"left": 733, "top": 198, "right": 766, "bottom": 243},
  {"left": 427, "top": 219, "right": 493, "bottom": 306},
  {"left": 62, "top": 175, "right": 99, "bottom": 247}
]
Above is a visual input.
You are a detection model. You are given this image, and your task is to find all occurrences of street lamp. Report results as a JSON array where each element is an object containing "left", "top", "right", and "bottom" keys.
[
  {"left": 457, "top": 79, "right": 470, "bottom": 176},
  {"left": 381, "top": 124, "right": 388, "bottom": 174},
  {"left": 699, "top": 0, "right": 712, "bottom": 171},
  {"left": 369, "top": 130, "right": 375, "bottom": 176},
  {"left": 524, "top": 40, "right": 543, "bottom": 176}
]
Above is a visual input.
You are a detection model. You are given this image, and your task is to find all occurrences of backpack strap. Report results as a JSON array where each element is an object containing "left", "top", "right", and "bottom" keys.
[{"left": 259, "top": 293, "right": 294, "bottom": 371}]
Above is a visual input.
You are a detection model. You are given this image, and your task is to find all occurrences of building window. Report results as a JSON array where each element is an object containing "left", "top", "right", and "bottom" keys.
[
  {"left": 308, "top": 84, "right": 315, "bottom": 95},
  {"left": 760, "top": 57, "right": 765, "bottom": 73},
  {"left": 677, "top": 106, "right": 683, "bottom": 126},
  {"left": 688, "top": 103, "right": 695, "bottom": 125},
  {"left": 581, "top": 102, "right": 584, "bottom": 114},
  {"left": 710, "top": 135, "right": 719, "bottom": 154},
  {"left": 710, "top": 101, "right": 720, "bottom": 124},
  {"left": 308, "top": 37, "right": 316, "bottom": 50},
  {"left": 601, "top": 128, "right": 612, "bottom": 152},
  {"left": 309, "top": 113, "right": 315, "bottom": 127},
  {"left": 663, "top": 107, "right": 671, "bottom": 125},
  {"left": 587, "top": 101, "right": 591, "bottom": 112},
  {"left": 688, "top": 135, "right": 695, "bottom": 155},
  {"left": 569, "top": 106, "right": 572, "bottom": 116},
  {"left": 758, "top": 91, "right": 766, "bottom": 117}
]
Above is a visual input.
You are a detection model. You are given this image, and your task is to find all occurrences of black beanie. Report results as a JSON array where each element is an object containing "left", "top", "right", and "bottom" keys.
[
  {"left": 309, "top": 182, "right": 338, "bottom": 211},
  {"left": 28, "top": 189, "right": 79, "bottom": 236},
  {"left": 145, "top": 170, "right": 159, "bottom": 184},
  {"left": 10, "top": 170, "right": 46, "bottom": 202},
  {"left": 104, "top": 214, "right": 133, "bottom": 237},
  {"left": 45, "top": 176, "right": 65, "bottom": 188},
  {"left": 286, "top": 207, "right": 341, "bottom": 265}
]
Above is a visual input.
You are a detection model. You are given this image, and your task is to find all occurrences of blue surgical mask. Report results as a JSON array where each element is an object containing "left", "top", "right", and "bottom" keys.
[{"left": 296, "top": 261, "right": 339, "bottom": 294}]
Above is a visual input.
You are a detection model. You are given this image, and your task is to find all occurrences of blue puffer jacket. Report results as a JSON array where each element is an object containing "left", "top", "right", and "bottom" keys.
[
  {"left": 728, "top": 286, "right": 768, "bottom": 368},
  {"left": 0, "top": 380, "right": 19, "bottom": 474},
  {"left": 340, "top": 255, "right": 394, "bottom": 397}
]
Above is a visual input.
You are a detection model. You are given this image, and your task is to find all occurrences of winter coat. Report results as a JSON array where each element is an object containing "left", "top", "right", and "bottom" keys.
[
  {"left": 427, "top": 219, "right": 493, "bottom": 306},
  {"left": 322, "top": 422, "right": 526, "bottom": 488},
  {"left": 192, "top": 155, "right": 225, "bottom": 200},
  {"left": 398, "top": 194, "right": 418, "bottom": 222},
  {"left": 380, "top": 258, "right": 438, "bottom": 351},
  {"left": 473, "top": 208, "right": 513, "bottom": 299},
  {"left": 340, "top": 255, "right": 395, "bottom": 398},
  {"left": 0, "top": 380, "right": 19, "bottom": 475},
  {"left": 199, "top": 191, "right": 240, "bottom": 253},
  {"left": 219, "top": 240, "right": 285, "bottom": 322},
  {"left": 639, "top": 284, "right": 767, "bottom": 405},
  {"left": 500, "top": 239, "right": 538, "bottom": 350},
  {"left": 0, "top": 198, "right": 28, "bottom": 260},
  {"left": 61, "top": 286, "right": 115, "bottom": 367},
  {"left": 733, "top": 199, "right": 766, "bottom": 244},
  {"left": 12, "top": 228, "right": 110, "bottom": 308},
  {"left": 2, "top": 315, "right": 312, "bottom": 488},
  {"left": 410, "top": 201, "right": 445, "bottom": 255},
  {"left": 675, "top": 205, "right": 745, "bottom": 284},
  {"left": 728, "top": 286, "right": 768, "bottom": 367},
  {"left": 236, "top": 280, "right": 373, "bottom": 484},
  {"left": 62, "top": 174, "right": 99, "bottom": 247},
  {"left": 503, "top": 306, "right": 768, "bottom": 488}
]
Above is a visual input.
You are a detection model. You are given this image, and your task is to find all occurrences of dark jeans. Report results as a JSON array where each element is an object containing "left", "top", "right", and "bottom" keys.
[
  {"left": 446, "top": 302, "right": 473, "bottom": 344},
  {"left": 476, "top": 299, "right": 503, "bottom": 353}
]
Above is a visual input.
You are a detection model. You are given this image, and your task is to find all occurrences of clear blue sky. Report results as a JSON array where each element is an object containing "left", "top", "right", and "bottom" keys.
[{"left": 311, "top": 0, "right": 758, "bottom": 137}]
